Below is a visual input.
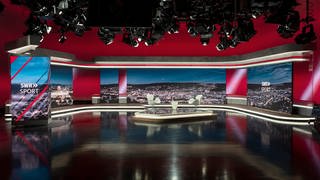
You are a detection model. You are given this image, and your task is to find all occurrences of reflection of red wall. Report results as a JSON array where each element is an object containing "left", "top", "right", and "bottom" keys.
[
  {"left": 293, "top": 132, "right": 320, "bottom": 179},
  {"left": 226, "top": 69, "right": 247, "bottom": 96},
  {"left": 293, "top": 60, "right": 313, "bottom": 103},
  {"left": 73, "top": 69, "right": 100, "bottom": 100},
  {"left": 225, "top": 114, "right": 247, "bottom": 144}
]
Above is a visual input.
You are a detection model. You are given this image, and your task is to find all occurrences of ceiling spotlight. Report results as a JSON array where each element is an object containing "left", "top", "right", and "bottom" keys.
[
  {"left": 200, "top": 33, "right": 212, "bottom": 46},
  {"left": 58, "top": 34, "right": 67, "bottom": 43},
  {"left": 295, "top": 24, "right": 317, "bottom": 44},
  {"left": 98, "top": 27, "right": 115, "bottom": 45},
  {"left": 277, "top": 10, "right": 300, "bottom": 38},
  {"left": 123, "top": 33, "right": 139, "bottom": 47}
]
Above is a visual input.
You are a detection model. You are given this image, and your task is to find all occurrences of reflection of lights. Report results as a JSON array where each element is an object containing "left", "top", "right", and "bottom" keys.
[
  {"left": 202, "top": 158, "right": 207, "bottom": 178},
  {"left": 304, "top": 138, "right": 320, "bottom": 175},
  {"left": 169, "top": 145, "right": 180, "bottom": 180},
  {"left": 135, "top": 168, "right": 142, "bottom": 180}
]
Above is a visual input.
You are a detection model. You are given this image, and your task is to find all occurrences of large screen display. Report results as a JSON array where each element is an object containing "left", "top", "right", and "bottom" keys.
[
  {"left": 247, "top": 63, "right": 292, "bottom": 113},
  {"left": 127, "top": 69, "right": 226, "bottom": 104},
  {"left": 100, "top": 69, "right": 119, "bottom": 103},
  {"left": 50, "top": 66, "right": 73, "bottom": 107},
  {"left": 11, "top": 56, "right": 50, "bottom": 125}
]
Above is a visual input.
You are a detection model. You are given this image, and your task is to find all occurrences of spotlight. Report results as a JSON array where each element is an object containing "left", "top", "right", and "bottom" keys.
[
  {"left": 58, "top": 34, "right": 67, "bottom": 43},
  {"left": 123, "top": 32, "right": 139, "bottom": 47},
  {"left": 277, "top": 10, "right": 300, "bottom": 38},
  {"left": 98, "top": 27, "right": 115, "bottom": 45},
  {"left": 295, "top": 24, "right": 317, "bottom": 44},
  {"left": 216, "top": 33, "right": 231, "bottom": 51},
  {"left": 200, "top": 33, "right": 212, "bottom": 46}
]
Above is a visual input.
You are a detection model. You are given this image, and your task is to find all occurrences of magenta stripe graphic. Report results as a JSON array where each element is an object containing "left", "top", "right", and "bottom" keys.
[{"left": 11, "top": 57, "right": 33, "bottom": 81}]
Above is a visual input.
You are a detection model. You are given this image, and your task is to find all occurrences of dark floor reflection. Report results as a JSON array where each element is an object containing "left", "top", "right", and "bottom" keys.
[{"left": 1, "top": 111, "right": 320, "bottom": 179}]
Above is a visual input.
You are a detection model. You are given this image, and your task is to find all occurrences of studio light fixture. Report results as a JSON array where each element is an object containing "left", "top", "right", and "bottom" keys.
[{"left": 12, "top": 0, "right": 312, "bottom": 49}]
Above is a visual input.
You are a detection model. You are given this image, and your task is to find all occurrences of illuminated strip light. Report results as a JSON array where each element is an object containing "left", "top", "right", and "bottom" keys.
[
  {"left": 95, "top": 51, "right": 313, "bottom": 65},
  {"left": 51, "top": 54, "right": 311, "bottom": 69},
  {"left": 293, "top": 127, "right": 313, "bottom": 135},
  {"left": 226, "top": 69, "right": 247, "bottom": 94},
  {"left": 226, "top": 96, "right": 247, "bottom": 100},
  {"left": 51, "top": 58, "right": 308, "bottom": 69},
  {"left": 52, "top": 105, "right": 144, "bottom": 115},
  {"left": 51, "top": 57, "right": 73, "bottom": 62},
  {"left": 210, "top": 108, "right": 313, "bottom": 126},
  {"left": 145, "top": 104, "right": 315, "bottom": 121},
  {"left": 5, "top": 118, "right": 12, "bottom": 122},
  {"left": 293, "top": 104, "right": 314, "bottom": 109},
  {"left": 7, "top": 45, "right": 38, "bottom": 54},
  {"left": 134, "top": 112, "right": 214, "bottom": 120},
  {"left": 51, "top": 109, "right": 138, "bottom": 118}
]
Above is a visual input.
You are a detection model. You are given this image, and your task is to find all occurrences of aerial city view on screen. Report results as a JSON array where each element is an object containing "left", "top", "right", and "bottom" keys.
[
  {"left": 127, "top": 69, "right": 226, "bottom": 104},
  {"left": 247, "top": 63, "right": 292, "bottom": 113}
]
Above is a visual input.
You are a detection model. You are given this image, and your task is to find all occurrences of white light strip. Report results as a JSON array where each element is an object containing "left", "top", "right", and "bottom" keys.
[
  {"left": 51, "top": 57, "right": 310, "bottom": 69},
  {"left": 51, "top": 57, "right": 73, "bottom": 62},
  {"left": 5, "top": 114, "right": 11, "bottom": 117},
  {"left": 210, "top": 108, "right": 313, "bottom": 126},
  {"left": 293, "top": 104, "right": 314, "bottom": 109},
  {"left": 145, "top": 104, "right": 315, "bottom": 121},
  {"left": 51, "top": 109, "right": 137, "bottom": 118},
  {"left": 134, "top": 112, "right": 214, "bottom": 120},
  {"left": 293, "top": 127, "right": 313, "bottom": 135},
  {"left": 52, "top": 105, "right": 144, "bottom": 114},
  {"left": 7, "top": 45, "right": 38, "bottom": 54},
  {"left": 5, "top": 118, "right": 12, "bottom": 122},
  {"left": 226, "top": 96, "right": 247, "bottom": 100},
  {"left": 95, "top": 51, "right": 313, "bottom": 65}
]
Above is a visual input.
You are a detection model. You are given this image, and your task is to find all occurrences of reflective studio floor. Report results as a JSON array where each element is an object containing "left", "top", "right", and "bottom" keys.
[{"left": 1, "top": 111, "right": 320, "bottom": 180}]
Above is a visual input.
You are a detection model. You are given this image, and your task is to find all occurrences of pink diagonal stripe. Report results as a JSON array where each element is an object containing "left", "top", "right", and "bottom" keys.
[
  {"left": 16, "top": 131, "right": 49, "bottom": 165},
  {"left": 16, "top": 85, "right": 49, "bottom": 122},
  {"left": 11, "top": 57, "right": 33, "bottom": 80},
  {"left": 10, "top": 56, "right": 18, "bottom": 64}
]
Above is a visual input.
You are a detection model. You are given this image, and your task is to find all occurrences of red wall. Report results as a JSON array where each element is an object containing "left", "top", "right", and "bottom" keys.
[
  {"left": 226, "top": 69, "right": 247, "bottom": 96},
  {"left": 293, "top": 60, "right": 313, "bottom": 104},
  {"left": 73, "top": 68, "right": 100, "bottom": 100}
]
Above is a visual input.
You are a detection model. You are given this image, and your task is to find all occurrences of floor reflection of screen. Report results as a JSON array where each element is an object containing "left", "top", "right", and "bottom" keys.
[
  {"left": 51, "top": 66, "right": 73, "bottom": 107},
  {"left": 11, "top": 128, "right": 50, "bottom": 180},
  {"left": 247, "top": 63, "right": 292, "bottom": 113},
  {"left": 127, "top": 69, "right": 226, "bottom": 104}
]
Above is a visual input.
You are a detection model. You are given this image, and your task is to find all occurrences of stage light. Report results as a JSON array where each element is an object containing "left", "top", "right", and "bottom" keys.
[
  {"left": 295, "top": 24, "right": 317, "bottom": 44},
  {"left": 123, "top": 32, "right": 139, "bottom": 48},
  {"left": 277, "top": 10, "right": 300, "bottom": 38},
  {"left": 98, "top": 27, "right": 115, "bottom": 45},
  {"left": 58, "top": 34, "right": 67, "bottom": 43},
  {"left": 200, "top": 33, "right": 213, "bottom": 46}
]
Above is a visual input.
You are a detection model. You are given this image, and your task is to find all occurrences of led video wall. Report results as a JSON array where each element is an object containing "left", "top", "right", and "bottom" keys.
[
  {"left": 127, "top": 69, "right": 226, "bottom": 104},
  {"left": 11, "top": 56, "right": 50, "bottom": 124},
  {"left": 247, "top": 63, "right": 292, "bottom": 113},
  {"left": 100, "top": 69, "right": 119, "bottom": 103},
  {"left": 50, "top": 66, "right": 73, "bottom": 107}
]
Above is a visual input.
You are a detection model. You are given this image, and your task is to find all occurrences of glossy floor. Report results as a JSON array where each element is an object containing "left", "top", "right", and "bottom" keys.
[{"left": 1, "top": 111, "right": 320, "bottom": 180}]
